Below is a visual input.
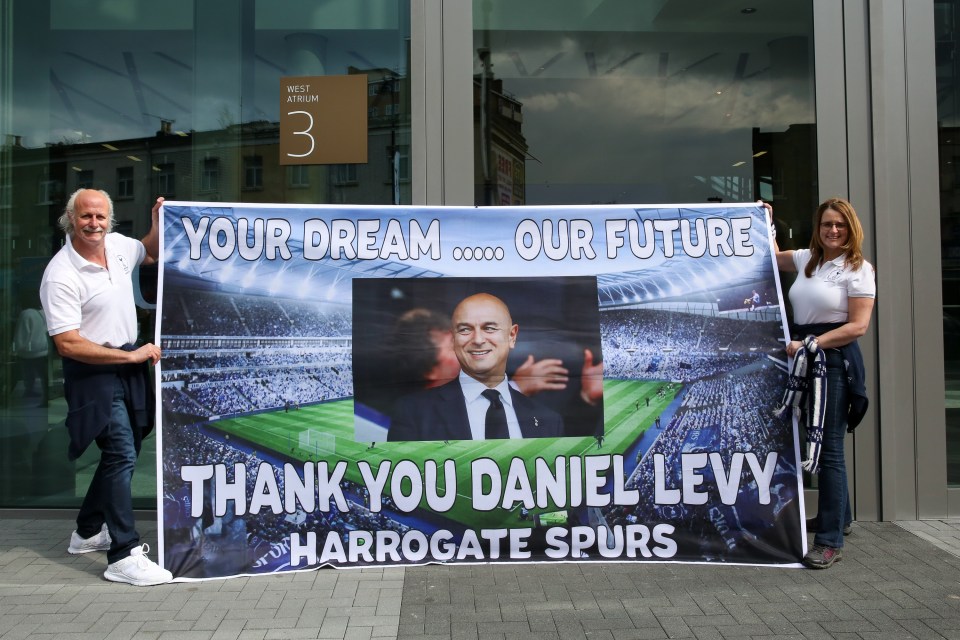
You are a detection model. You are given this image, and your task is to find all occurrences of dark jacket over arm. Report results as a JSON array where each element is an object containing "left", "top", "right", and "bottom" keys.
[
  {"left": 61, "top": 344, "right": 155, "bottom": 460},
  {"left": 792, "top": 322, "right": 868, "bottom": 431}
]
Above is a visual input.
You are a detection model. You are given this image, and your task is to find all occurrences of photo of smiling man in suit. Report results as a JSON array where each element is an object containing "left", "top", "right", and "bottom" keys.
[{"left": 387, "top": 292, "right": 564, "bottom": 441}]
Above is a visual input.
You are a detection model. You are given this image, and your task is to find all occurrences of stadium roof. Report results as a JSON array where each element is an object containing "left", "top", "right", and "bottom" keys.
[{"left": 161, "top": 204, "right": 775, "bottom": 305}]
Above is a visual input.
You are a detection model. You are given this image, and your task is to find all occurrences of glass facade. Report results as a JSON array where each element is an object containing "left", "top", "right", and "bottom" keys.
[
  {"left": 936, "top": 0, "right": 960, "bottom": 486},
  {"left": 470, "top": 1, "right": 824, "bottom": 491},
  {"left": 0, "top": 0, "right": 411, "bottom": 508},
  {"left": 1, "top": 0, "right": 957, "bottom": 515},
  {"left": 471, "top": 0, "right": 817, "bottom": 229}
]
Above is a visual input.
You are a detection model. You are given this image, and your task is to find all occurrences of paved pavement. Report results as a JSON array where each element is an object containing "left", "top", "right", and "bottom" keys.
[{"left": 2, "top": 517, "right": 960, "bottom": 640}]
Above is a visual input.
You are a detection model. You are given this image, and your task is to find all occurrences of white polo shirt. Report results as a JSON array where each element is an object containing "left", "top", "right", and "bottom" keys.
[
  {"left": 40, "top": 233, "right": 146, "bottom": 347},
  {"left": 789, "top": 249, "right": 876, "bottom": 325}
]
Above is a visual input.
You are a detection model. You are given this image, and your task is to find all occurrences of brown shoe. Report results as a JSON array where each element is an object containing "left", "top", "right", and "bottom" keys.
[{"left": 803, "top": 544, "right": 842, "bottom": 569}]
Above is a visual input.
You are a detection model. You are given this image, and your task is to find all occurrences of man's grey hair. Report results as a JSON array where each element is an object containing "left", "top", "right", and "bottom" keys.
[{"left": 58, "top": 188, "right": 115, "bottom": 235}]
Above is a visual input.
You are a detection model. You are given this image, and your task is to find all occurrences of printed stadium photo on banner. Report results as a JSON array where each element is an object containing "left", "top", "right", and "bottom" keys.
[{"left": 156, "top": 201, "right": 804, "bottom": 580}]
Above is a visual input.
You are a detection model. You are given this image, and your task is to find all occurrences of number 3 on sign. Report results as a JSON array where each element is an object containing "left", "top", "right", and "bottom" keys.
[{"left": 287, "top": 111, "right": 315, "bottom": 158}]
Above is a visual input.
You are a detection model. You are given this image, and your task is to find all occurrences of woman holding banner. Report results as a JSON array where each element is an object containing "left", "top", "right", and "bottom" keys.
[{"left": 764, "top": 198, "right": 876, "bottom": 570}]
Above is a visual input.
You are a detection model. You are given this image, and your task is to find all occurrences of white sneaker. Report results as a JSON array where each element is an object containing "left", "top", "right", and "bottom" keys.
[
  {"left": 67, "top": 524, "right": 111, "bottom": 554},
  {"left": 103, "top": 544, "right": 172, "bottom": 586}
]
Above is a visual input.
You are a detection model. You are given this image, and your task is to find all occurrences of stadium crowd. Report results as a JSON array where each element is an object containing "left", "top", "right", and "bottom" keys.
[
  {"left": 162, "top": 423, "right": 412, "bottom": 576},
  {"left": 160, "top": 288, "right": 353, "bottom": 417},
  {"left": 600, "top": 361, "right": 795, "bottom": 560},
  {"left": 600, "top": 308, "right": 783, "bottom": 381},
  {"left": 162, "top": 290, "right": 351, "bottom": 337},
  {"left": 162, "top": 357, "right": 352, "bottom": 418}
]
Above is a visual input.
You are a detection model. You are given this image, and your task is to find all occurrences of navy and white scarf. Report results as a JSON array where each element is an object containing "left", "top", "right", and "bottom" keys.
[{"left": 773, "top": 335, "right": 827, "bottom": 474}]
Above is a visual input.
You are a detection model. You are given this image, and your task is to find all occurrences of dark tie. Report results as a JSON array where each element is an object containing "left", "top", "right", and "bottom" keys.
[{"left": 482, "top": 389, "right": 509, "bottom": 439}]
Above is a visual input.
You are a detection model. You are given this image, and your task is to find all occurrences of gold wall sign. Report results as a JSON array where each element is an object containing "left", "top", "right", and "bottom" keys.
[{"left": 279, "top": 75, "right": 367, "bottom": 165}]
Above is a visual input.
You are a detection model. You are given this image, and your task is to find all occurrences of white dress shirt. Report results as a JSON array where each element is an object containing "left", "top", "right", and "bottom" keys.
[{"left": 458, "top": 371, "right": 522, "bottom": 440}]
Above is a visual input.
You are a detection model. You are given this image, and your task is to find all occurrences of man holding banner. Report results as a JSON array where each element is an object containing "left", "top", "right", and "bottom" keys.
[{"left": 40, "top": 189, "right": 172, "bottom": 587}]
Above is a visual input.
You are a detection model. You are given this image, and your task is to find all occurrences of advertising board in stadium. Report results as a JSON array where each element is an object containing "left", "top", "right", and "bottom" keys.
[{"left": 156, "top": 201, "right": 804, "bottom": 580}]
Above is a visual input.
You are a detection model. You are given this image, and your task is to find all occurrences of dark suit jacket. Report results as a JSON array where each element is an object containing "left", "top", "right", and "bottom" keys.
[{"left": 388, "top": 378, "right": 564, "bottom": 442}]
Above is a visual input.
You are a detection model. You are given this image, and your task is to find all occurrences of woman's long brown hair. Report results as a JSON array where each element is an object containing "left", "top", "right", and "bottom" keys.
[{"left": 805, "top": 198, "right": 867, "bottom": 278}]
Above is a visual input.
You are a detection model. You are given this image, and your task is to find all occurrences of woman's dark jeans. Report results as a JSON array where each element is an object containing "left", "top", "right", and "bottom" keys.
[{"left": 813, "top": 349, "right": 852, "bottom": 549}]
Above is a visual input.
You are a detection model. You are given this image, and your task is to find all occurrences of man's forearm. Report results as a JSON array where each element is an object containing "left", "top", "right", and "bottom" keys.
[
  {"left": 142, "top": 224, "right": 160, "bottom": 263},
  {"left": 142, "top": 196, "right": 164, "bottom": 263},
  {"left": 52, "top": 331, "right": 136, "bottom": 365}
]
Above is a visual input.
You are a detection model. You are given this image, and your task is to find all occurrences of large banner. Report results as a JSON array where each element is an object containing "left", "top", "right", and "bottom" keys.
[{"left": 156, "top": 202, "right": 804, "bottom": 579}]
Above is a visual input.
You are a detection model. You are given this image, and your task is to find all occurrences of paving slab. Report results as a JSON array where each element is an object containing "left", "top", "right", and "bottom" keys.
[{"left": 3, "top": 518, "right": 960, "bottom": 639}]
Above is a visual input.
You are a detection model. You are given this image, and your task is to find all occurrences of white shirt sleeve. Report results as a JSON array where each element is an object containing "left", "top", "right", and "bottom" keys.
[
  {"left": 40, "top": 279, "right": 82, "bottom": 336},
  {"left": 792, "top": 249, "right": 810, "bottom": 273},
  {"left": 847, "top": 260, "right": 876, "bottom": 298},
  {"left": 135, "top": 237, "right": 147, "bottom": 265},
  {"left": 117, "top": 234, "right": 147, "bottom": 266}
]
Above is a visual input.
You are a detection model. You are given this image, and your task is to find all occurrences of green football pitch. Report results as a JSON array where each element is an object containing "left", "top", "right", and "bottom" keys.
[{"left": 208, "top": 379, "right": 679, "bottom": 530}]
